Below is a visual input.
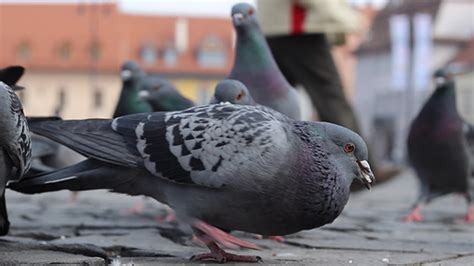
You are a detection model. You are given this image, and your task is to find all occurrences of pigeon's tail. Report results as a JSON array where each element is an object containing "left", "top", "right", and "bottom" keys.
[
  {"left": 8, "top": 159, "right": 163, "bottom": 201},
  {"left": 8, "top": 159, "right": 135, "bottom": 194},
  {"left": 0, "top": 193, "right": 10, "bottom": 236}
]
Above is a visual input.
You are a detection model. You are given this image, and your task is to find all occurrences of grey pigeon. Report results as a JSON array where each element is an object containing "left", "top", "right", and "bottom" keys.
[
  {"left": 211, "top": 79, "right": 256, "bottom": 105},
  {"left": 0, "top": 82, "right": 31, "bottom": 235},
  {"left": 0, "top": 65, "right": 25, "bottom": 91},
  {"left": 138, "top": 77, "right": 194, "bottom": 111},
  {"left": 10, "top": 103, "right": 374, "bottom": 262},
  {"left": 405, "top": 69, "right": 474, "bottom": 222},
  {"left": 113, "top": 60, "right": 152, "bottom": 118},
  {"left": 228, "top": 3, "right": 301, "bottom": 120}
]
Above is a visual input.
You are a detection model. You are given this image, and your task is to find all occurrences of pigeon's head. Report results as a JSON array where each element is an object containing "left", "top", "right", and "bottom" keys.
[
  {"left": 0, "top": 65, "right": 25, "bottom": 91},
  {"left": 231, "top": 3, "right": 259, "bottom": 30},
  {"left": 211, "top": 79, "right": 255, "bottom": 105},
  {"left": 139, "top": 77, "right": 193, "bottom": 111},
  {"left": 317, "top": 122, "right": 375, "bottom": 190},
  {"left": 433, "top": 68, "right": 453, "bottom": 86},
  {"left": 120, "top": 60, "right": 144, "bottom": 82}
]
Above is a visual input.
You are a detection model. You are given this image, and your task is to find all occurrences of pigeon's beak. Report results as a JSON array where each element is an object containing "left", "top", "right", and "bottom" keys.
[
  {"left": 232, "top": 13, "right": 244, "bottom": 25},
  {"left": 357, "top": 160, "right": 375, "bottom": 190},
  {"left": 12, "top": 85, "right": 25, "bottom": 91},
  {"left": 138, "top": 90, "right": 150, "bottom": 100},
  {"left": 121, "top": 70, "right": 132, "bottom": 81}
]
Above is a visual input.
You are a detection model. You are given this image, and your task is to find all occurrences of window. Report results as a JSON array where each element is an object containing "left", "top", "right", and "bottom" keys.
[
  {"left": 163, "top": 46, "right": 177, "bottom": 66},
  {"left": 55, "top": 87, "right": 66, "bottom": 116},
  {"left": 93, "top": 88, "right": 103, "bottom": 109},
  {"left": 140, "top": 44, "right": 157, "bottom": 65},
  {"left": 58, "top": 41, "right": 73, "bottom": 61},
  {"left": 17, "top": 41, "right": 32, "bottom": 60},
  {"left": 89, "top": 41, "right": 101, "bottom": 62},
  {"left": 197, "top": 35, "right": 227, "bottom": 67}
]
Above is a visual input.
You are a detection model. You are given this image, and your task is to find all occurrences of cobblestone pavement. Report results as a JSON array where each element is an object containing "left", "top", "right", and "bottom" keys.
[{"left": 1, "top": 171, "right": 473, "bottom": 265}]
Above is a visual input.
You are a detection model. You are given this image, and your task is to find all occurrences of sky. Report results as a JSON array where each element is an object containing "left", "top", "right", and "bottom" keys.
[{"left": 2, "top": 0, "right": 388, "bottom": 17}]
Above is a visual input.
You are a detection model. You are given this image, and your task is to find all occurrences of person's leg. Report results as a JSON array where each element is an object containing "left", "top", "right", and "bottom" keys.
[{"left": 266, "top": 34, "right": 360, "bottom": 132}]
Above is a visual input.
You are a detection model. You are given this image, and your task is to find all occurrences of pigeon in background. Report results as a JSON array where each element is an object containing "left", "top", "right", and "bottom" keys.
[
  {"left": 0, "top": 65, "right": 25, "bottom": 91},
  {"left": 113, "top": 60, "right": 152, "bottom": 118},
  {"left": 0, "top": 82, "right": 31, "bottom": 236},
  {"left": 228, "top": 3, "right": 301, "bottom": 120},
  {"left": 405, "top": 69, "right": 474, "bottom": 223},
  {"left": 210, "top": 79, "right": 256, "bottom": 105},
  {"left": 138, "top": 77, "right": 194, "bottom": 111},
  {"left": 10, "top": 103, "right": 374, "bottom": 262}
]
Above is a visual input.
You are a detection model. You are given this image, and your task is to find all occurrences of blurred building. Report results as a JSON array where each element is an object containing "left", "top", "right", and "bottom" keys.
[
  {"left": 0, "top": 2, "right": 234, "bottom": 118},
  {"left": 354, "top": 0, "right": 474, "bottom": 163}
]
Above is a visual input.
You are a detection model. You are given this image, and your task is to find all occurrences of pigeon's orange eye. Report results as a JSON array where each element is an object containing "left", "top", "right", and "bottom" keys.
[
  {"left": 344, "top": 143, "right": 355, "bottom": 153},
  {"left": 248, "top": 8, "right": 254, "bottom": 16},
  {"left": 236, "top": 92, "right": 243, "bottom": 100}
]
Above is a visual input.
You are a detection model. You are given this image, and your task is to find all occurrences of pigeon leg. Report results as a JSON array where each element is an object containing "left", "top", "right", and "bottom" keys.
[
  {"left": 403, "top": 205, "right": 424, "bottom": 222},
  {"left": 462, "top": 205, "right": 474, "bottom": 223},
  {"left": 190, "top": 230, "right": 262, "bottom": 263},
  {"left": 191, "top": 220, "right": 260, "bottom": 250}
]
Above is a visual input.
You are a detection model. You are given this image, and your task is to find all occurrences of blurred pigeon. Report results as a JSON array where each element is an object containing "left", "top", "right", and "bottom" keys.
[
  {"left": 0, "top": 65, "right": 25, "bottom": 91},
  {"left": 138, "top": 77, "right": 194, "bottom": 111},
  {"left": 113, "top": 60, "right": 152, "bottom": 118},
  {"left": 10, "top": 103, "right": 374, "bottom": 262},
  {"left": 0, "top": 82, "right": 31, "bottom": 235},
  {"left": 228, "top": 3, "right": 301, "bottom": 120},
  {"left": 405, "top": 69, "right": 474, "bottom": 222},
  {"left": 211, "top": 79, "right": 256, "bottom": 105}
]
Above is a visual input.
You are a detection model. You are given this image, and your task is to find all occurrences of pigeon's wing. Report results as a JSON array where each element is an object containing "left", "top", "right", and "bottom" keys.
[
  {"left": 31, "top": 135, "right": 59, "bottom": 158},
  {"left": 28, "top": 119, "right": 142, "bottom": 168},
  {"left": 1, "top": 89, "right": 31, "bottom": 180},
  {"left": 113, "top": 104, "right": 292, "bottom": 188}
]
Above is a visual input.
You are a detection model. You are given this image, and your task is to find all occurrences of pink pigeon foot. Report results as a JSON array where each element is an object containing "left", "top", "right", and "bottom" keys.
[
  {"left": 155, "top": 208, "right": 177, "bottom": 223},
  {"left": 69, "top": 192, "right": 79, "bottom": 203},
  {"left": 455, "top": 205, "right": 474, "bottom": 224},
  {"left": 192, "top": 220, "right": 260, "bottom": 250},
  {"left": 403, "top": 206, "right": 423, "bottom": 222},
  {"left": 190, "top": 221, "right": 262, "bottom": 263},
  {"left": 125, "top": 200, "right": 145, "bottom": 215}
]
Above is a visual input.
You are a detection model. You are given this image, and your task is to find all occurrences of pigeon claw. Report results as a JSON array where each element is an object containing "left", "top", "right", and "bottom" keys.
[{"left": 403, "top": 207, "right": 423, "bottom": 222}]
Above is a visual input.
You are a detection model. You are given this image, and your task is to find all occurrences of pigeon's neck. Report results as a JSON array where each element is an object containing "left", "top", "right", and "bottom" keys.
[
  {"left": 423, "top": 83, "right": 459, "bottom": 118},
  {"left": 114, "top": 81, "right": 151, "bottom": 117},
  {"left": 147, "top": 93, "right": 194, "bottom": 112},
  {"left": 230, "top": 28, "right": 290, "bottom": 96}
]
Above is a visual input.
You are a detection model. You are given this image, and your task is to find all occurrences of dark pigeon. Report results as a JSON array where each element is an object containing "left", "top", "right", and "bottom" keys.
[
  {"left": 0, "top": 65, "right": 25, "bottom": 91},
  {"left": 0, "top": 82, "right": 31, "bottom": 235},
  {"left": 228, "top": 3, "right": 301, "bottom": 120},
  {"left": 113, "top": 60, "right": 152, "bottom": 118},
  {"left": 405, "top": 69, "right": 474, "bottom": 222},
  {"left": 138, "top": 77, "right": 194, "bottom": 111},
  {"left": 10, "top": 103, "right": 374, "bottom": 262},
  {"left": 210, "top": 79, "right": 256, "bottom": 105}
]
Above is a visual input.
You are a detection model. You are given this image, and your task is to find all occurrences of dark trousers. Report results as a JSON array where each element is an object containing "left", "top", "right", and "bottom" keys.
[{"left": 267, "top": 34, "right": 360, "bottom": 133}]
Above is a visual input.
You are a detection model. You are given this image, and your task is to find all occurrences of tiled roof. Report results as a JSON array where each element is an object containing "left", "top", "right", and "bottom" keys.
[{"left": 0, "top": 3, "right": 234, "bottom": 76}]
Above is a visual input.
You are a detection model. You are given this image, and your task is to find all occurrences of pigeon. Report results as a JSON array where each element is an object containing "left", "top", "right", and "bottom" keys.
[
  {"left": 0, "top": 65, "right": 25, "bottom": 91},
  {"left": 228, "top": 3, "right": 301, "bottom": 120},
  {"left": 113, "top": 60, "right": 152, "bottom": 118},
  {"left": 0, "top": 82, "right": 31, "bottom": 236},
  {"left": 138, "top": 77, "right": 194, "bottom": 111},
  {"left": 405, "top": 69, "right": 474, "bottom": 223},
  {"left": 210, "top": 79, "right": 256, "bottom": 105},
  {"left": 9, "top": 103, "right": 374, "bottom": 262}
]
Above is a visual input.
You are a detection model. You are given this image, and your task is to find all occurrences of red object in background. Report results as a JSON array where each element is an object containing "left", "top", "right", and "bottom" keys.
[{"left": 291, "top": 3, "right": 306, "bottom": 34}]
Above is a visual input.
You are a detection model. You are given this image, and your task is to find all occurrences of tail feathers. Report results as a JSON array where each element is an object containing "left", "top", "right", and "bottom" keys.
[
  {"left": 0, "top": 193, "right": 10, "bottom": 236},
  {"left": 8, "top": 159, "right": 135, "bottom": 194}
]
